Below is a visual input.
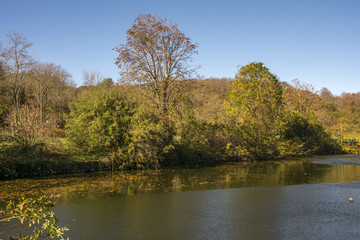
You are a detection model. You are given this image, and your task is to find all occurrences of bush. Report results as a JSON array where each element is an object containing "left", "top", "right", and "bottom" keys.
[
  {"left": 65, "top": 87, "right": 136, "bottom": 154},
  {"left": 224, "top": 124, "right": 280, "bottom": 161}
]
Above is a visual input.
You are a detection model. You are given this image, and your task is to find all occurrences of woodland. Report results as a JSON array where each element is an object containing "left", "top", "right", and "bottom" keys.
[{"left": 0, "top": 14, "right": 358, "bottom": 179}]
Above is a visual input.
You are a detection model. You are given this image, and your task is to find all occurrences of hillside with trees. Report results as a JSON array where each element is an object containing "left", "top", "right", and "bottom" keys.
[{"left": 0, "top": 14, "right": 358, "bottom": 179}]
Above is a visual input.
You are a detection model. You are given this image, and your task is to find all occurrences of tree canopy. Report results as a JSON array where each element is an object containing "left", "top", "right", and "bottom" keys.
[
  {"left": 225, "top": 62, "right": 283, "bottom": 133},
  {"left": 114, "top": 14, "right": 198, "bottom": 115},
  {"left": 65, "top": 87, "right": 136, "bottom": 154}
]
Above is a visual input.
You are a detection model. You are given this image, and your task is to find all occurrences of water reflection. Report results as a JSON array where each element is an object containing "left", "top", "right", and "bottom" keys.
[
  {"left": 2, "top": 155, "right": 360, "bottom": 239},
  {"left": 1, "top": 155, "right": 360, "bottom": 203},
  {"left": 55, "top": 182, "right": 360, "bottom": 239}
]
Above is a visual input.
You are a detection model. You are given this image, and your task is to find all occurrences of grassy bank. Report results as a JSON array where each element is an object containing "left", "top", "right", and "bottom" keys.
[
  {"left": 0, "top": 132, "right": 345, "bottom": 180},
  {"left": 0, "top": 135, "right": 114, "bottom": 180}
]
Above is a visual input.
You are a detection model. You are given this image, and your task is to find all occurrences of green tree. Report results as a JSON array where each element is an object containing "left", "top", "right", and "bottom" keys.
[
  {"left": 65, "top": 87, "right": 136, "bottom": 154},
  {"left": 224, "top": 62, "right": 283, "bottom": 160},
  {"left": 225, "top": 62, "right": 283, "bottom": 134},
  {"left": 114, "top": 14, "right": 198, "bottom": 115}
]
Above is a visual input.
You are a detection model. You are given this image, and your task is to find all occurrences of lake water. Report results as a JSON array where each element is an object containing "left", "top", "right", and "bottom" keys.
[{"left": 1, "top": 155, "right": 360, "bottom": 239}]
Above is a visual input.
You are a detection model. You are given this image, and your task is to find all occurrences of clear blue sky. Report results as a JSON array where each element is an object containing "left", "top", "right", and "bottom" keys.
[{"left": 1, "top": 0, "right": 359, "bottom": 95}]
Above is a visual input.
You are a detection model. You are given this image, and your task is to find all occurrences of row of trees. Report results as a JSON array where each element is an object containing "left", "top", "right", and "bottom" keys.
[
  {"left": 0, "top": 32, "right": 75, "bottom": 126},
  {"left": 61, "top": 14, "right": 341, "bottom": 168},
  {"left": 0, "top": 32, "right": 79, "bottom": 152},
  {"left": 0, "top": 14, "right": 356, "bottom": 171}
]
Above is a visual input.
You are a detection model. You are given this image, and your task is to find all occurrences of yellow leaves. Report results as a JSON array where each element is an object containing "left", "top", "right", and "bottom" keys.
[
  {"left": 163, "top": 144, "right": 175, "bottom": 154},
  {"left": 1, "top": 195, "right": 69, "bottom": 239},
  {"left": 226, "top": 143, "right": 232, "bottom": 151}
]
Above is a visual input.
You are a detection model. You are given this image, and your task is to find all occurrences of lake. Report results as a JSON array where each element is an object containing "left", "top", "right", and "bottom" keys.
[{"left": 1, "top": 155, "right": 360, "bottom": 239}]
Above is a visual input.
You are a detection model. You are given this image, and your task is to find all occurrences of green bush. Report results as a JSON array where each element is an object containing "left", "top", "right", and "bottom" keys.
[
  {"left": 65, "top": 87, "right": 136, "bottom": 154},
  {"left": 65, "top": 87, "right": 175, "bottom": 169}
]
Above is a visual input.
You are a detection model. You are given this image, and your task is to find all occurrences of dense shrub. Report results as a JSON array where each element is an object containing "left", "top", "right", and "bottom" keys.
[
  {"left": 65, "top": 87, "right": 136, "bottom": 154},
  {"left": 171, "top": 118, "right": 227, "bottom": 165},
  {"left": 281, "top": 114, "right": 341, "bottom": 155},
  {"left": 122, "top": 105, "right": 172, "bottom": 169},
  {"left": 65, "top": 87, "right": 176, "bottom": 169}
]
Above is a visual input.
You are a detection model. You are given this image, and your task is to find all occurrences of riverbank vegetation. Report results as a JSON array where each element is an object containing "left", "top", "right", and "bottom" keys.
[{"left": 0, "top": 14, "right": 357, "bottom": 179}]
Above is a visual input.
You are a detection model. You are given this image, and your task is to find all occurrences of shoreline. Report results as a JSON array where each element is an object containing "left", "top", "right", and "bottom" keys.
[{"left": 0, "top": 151, "right": 349, "bottom": 181}]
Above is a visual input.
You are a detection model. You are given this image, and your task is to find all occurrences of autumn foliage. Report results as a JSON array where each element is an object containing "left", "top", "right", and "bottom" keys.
[
  {"left": 0, "top": 14, "right": 353, "bottom": 176},
  {"left": 114, "top": 14, "right": 198, "bottom": 115}
]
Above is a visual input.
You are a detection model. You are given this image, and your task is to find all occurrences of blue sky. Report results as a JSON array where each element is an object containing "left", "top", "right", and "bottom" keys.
[{"left": 1, "top": 0, "right": 359, "bottom": 95}]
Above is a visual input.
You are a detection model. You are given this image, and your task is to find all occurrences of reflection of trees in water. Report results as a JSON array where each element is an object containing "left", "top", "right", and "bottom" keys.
[{"left": 1, "top": 159, "right": 360, "bottom": 204}]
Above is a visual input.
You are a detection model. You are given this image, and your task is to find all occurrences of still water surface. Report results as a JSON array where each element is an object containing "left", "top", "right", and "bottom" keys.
[{"left": 1, "top": 155, "right": 360, "bottom": 239}]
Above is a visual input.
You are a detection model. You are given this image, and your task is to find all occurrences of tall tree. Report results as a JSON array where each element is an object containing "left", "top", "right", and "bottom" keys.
[
  {"left": 1, "top": 31, "right": 33, "bottom": 120},
  {"left": 225, "top": 62, "right": 283, "bottom": 134},
  {"left": 223, "top": 62, "right": 283, "bottom": 159},
  {"left": 114, "top": 14, "right": 198, "bottom": 115}
]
